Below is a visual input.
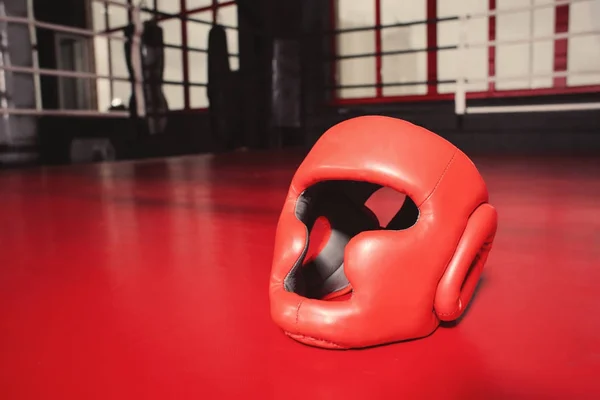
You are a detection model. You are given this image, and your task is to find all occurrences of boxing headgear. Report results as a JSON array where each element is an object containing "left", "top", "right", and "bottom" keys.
[{"left": 269, "top": 116, "right": 497, "bottom": 349}]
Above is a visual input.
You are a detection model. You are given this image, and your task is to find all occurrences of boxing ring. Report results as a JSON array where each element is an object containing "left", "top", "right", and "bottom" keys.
[
  {"left": 453, "top": 0, "right": 600, "bottom": 114},
  {"left": 0, "top": 0, "right": 234, "bottom": 164},
  {"left": 1, "top": 1, "right": 600, "bottom": 399},
  {"left": 326, "top": 0, "right": 600, "bottom": 114}
]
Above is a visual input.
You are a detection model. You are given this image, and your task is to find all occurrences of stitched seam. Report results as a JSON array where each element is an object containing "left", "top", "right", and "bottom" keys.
[
  {"left": 418, "top": 148, "right": 457, "bottom": 208},
  {"left": 295, "top": 299, "right": 303, "bottom": 325},
  {"left": 286, "top": 332, "right": 345, "bottom": 348},
  {"left": 438, "top": 309, "right": 460, "bottom": 317}
]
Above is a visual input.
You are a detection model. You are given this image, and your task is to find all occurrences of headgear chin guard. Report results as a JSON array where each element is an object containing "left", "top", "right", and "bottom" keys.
[{"left": 269, "top": 116, "right": 498, "bottom": 349}]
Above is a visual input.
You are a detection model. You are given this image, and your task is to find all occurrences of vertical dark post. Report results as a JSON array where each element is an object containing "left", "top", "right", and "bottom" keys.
[
  {"left": 374, "top": 0, "right": 382, "bottom": 98},
  {"left": 298, "top": 0, "right": 332, "bottom": 144},
  {"left": 488, "top": 0, "right": 496, "bottom": 92},
  {"left": 426, "top": 0, "right": 438, "bottom": 95},
  {"left": 553, "top": 3, "right": 569, "bottom": 88},
  {"left": 126, "top": 0, "right": 132, "bottom": 22},
  {"left": 180, "top": 0, "right": 189, "bottom": 109}
]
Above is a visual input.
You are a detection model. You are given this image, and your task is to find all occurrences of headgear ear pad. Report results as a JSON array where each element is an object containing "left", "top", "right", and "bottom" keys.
[{"left": 269, "top": 116, "right": 498, "bottom": 349}]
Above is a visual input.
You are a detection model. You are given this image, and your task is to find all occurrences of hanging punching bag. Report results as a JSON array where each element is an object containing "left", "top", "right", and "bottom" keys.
[
  {"left": 207, "top": 24, "right": 234, "bottom": 151},
  {"left": 126, "top": 21, "right": 169, "bottom": 135},
  {"left": 271, "top": 38, "right": 302, "bottom": 147}
]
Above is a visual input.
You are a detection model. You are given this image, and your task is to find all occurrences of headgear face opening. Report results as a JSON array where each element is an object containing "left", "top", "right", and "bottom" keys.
[{"left": 269, "top": 116, "right": 498, "bottom": 349}]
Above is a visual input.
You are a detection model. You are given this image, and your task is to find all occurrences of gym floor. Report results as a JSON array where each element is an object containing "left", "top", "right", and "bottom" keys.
[{"left": 1, "top": 151, "right": 598, "bottom": 399}]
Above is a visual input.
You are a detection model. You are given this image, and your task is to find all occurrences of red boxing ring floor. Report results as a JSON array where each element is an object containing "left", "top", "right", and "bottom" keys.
[{"left": 1, "top": 151, "right": 599, "bottom": 399}]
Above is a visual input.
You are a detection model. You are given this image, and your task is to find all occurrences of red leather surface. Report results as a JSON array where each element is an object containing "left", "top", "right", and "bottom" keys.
[
  {"left": 435, "top": 203, "right": 498, "bottom": 321},
  {"left": 1, "top": 152, "right": 599, "bottom": 399},
  {"left": 270, "top": 116, "right": 496, "bottom": 348}
]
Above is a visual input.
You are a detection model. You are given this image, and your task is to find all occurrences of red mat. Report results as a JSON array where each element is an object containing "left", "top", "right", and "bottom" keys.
[{"left": 1, "top": 153, "right": 599, "bottom": 399}]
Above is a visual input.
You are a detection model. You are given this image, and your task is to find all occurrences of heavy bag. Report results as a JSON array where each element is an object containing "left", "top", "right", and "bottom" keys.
[
  {"left": 125, "top": 21, "right": 169, "bottom": 135},
  {"left": 270, "top": 39, "right": 302, "bottom": 146},
  {"left": 207, "top": 24, "right": 234, "bottom": 151},
  {"left": 269, "top": 116, "right": 498, "bottom": 349}
]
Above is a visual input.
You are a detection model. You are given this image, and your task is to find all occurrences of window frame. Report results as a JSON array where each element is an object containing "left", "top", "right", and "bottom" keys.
[
  {"left": 55, "top": 32, "right": 95, "bottom": 110},
  {"left": 155, "top": 0, "right": 238, "bottom": 110}
]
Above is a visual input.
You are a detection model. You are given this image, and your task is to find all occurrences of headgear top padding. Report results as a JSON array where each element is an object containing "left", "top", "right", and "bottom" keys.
[{"left": 269, "top": 116, "right": 498, "bottom": 349}]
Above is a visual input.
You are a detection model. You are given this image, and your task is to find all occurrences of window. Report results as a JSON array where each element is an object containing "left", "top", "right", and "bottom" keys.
[
  {"left": 437, "top": 0, "right": 488, "bottom": 94},
  {"left": 187, "top": 0, "right": 213, "bottom": 10},
  {"left": 567, "top": 0, "right": 600, "bottom": 86},
  {"left": 91, "top": 1, "right": 129, "bottom": 111},
  {"left": 187, "top": 11, "right": 212, "bottom": 108},
  {"left": 495, "top": 0, "right": 554, "bottom": 90},
  {"left": 333, "top": 0, "right": 600, "bottom": 104},
  {"left": 380, "top": 0, "right": 427, "bottom": 96},
  {"left": 90, "top": 0, "right": 239, "bottom": 111},
  {"left": 55, "top": 34, "right": 93, "bottom": 110},
  {"left": 158, "top": 1, "right": 180, "bottom": 15},
  {"left": 217, "top": 5, "right": 239, "bottom": 70},
  {"left": 334, "top": 0, "right": 431, "bottom": 100},
  {"left": 335, "top": 0, "right": 376, "bottom": 99}
]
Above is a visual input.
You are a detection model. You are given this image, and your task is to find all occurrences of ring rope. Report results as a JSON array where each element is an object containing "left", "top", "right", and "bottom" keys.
[
  {"left": 0, "top": 15, "right": 127, "bottom": 41},
  {"left": 465, "top": 0, "right": 591, "bottom": 20},
  {"left": 466, "top": 29, "right": 600, "bottom": 49}
]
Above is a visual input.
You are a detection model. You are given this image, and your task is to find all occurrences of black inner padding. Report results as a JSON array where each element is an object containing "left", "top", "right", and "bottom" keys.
[
  {"left": 386, "top": 195, "right": 419, "bottom": 230},
  {"left": 284, "top": 181, "right": 419, "bottom": 299}
]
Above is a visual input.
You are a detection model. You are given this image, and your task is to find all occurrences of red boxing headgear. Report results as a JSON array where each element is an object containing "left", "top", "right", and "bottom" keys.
[{"left": 269, "top": 116, "right": 498, "bottom": 349}]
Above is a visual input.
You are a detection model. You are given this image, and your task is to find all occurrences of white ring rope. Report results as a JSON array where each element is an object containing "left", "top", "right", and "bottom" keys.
[
  {"left": 466, "top": 103, "right": 600, "bottom": 114},
  {"left": 0, "top": 15, "right": 127, "bottom": 41},
  {"left": 0, "top": 108, "right": 130, "bottom": 117},
  {"left": 466, "top": 70, "right": 600, "bottom": 84},
  {"left": 0, "top": 64, "right": 131, "bottom": 82},
  {"left": 465, "top": 29, "right": 600, "bottom": 49}
]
